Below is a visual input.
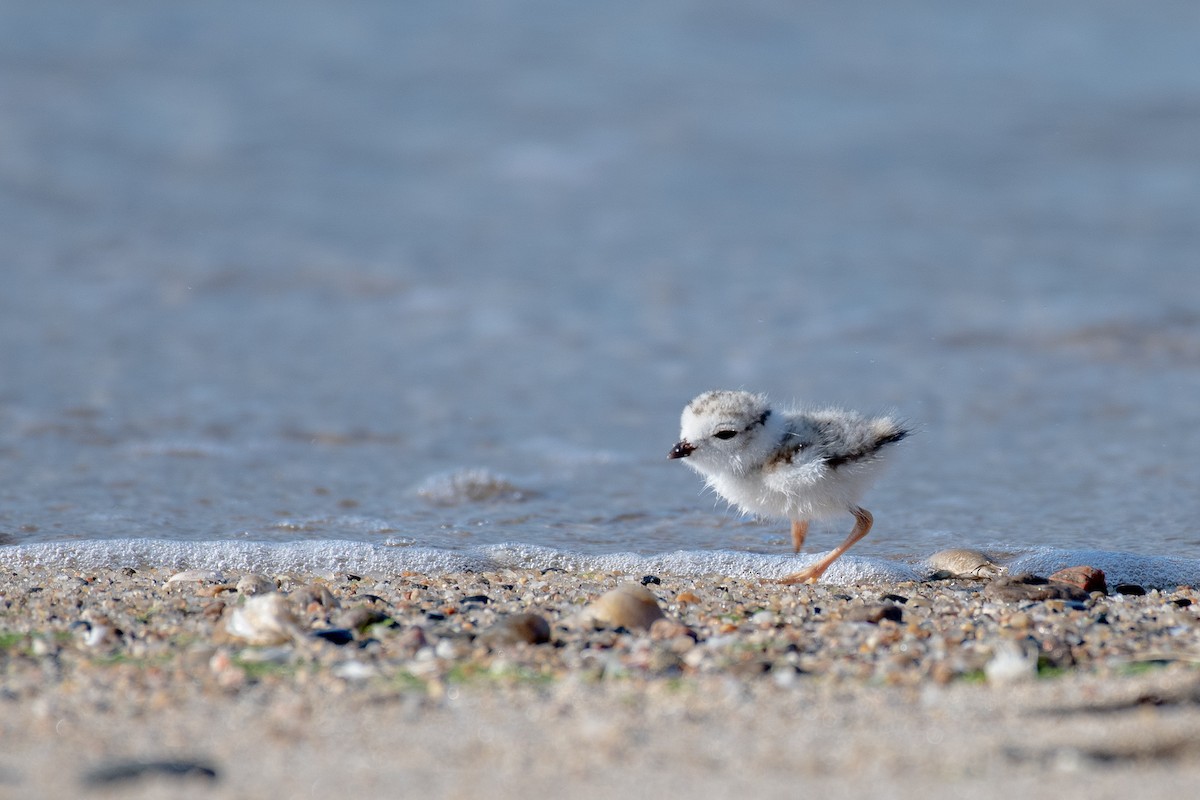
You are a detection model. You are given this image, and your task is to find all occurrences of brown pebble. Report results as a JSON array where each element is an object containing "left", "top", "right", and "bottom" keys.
[
  {"left": 649, "top": 619, "right": 697, "bottom": 642},
  {"left": 983, "top": 574, "right": 1089, "bottom": 603},
  {"left": 1049, "top": 566, "right": 1107, "bottom": 594},
  {"left": 339, "top": 606, "right": 393, "bottom": 632},
  {"left": 477, "top": 613, "right": 551, "bottom": 647},
  {"left": 675, "top": 591, "right": 701, "bottom": 605}
]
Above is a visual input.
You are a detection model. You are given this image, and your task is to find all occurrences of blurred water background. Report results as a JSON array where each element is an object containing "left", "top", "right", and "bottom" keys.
[{"left": 2, "top": 1, "right": 1199, "bottom": 579}]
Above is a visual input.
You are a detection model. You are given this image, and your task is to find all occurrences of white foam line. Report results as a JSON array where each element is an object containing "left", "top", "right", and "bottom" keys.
[{"left": 1, "top": 540, "right": 1196, "bottom": 588}]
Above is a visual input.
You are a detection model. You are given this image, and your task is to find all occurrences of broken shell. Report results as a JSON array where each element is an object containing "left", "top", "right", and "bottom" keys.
[
  {"left": 927, "top": 549, "right": 1004, "bottom": 579},
  {"left": 224, "top": 594, "right": 304, "bottom": 645},
  {"left": 574, "top": 583, "right": 665, "bottom": 631}
]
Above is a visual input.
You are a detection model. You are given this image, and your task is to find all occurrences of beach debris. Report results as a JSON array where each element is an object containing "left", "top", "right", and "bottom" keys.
[
  {"left": 236, "top": 574, "right": 277, "bottom": 596},
  {"left": 82, "top": 759, "right": 219, "bottom": 787},
  {"left": 927, "top": 548, "right": 1004, "bottom": 579},
  {"left": 165, "top": 569, "right": 224, "bottom": 587},
  {"left": 477, "top": 613, "right": 551, "bottom": 648},
  {"left": 983, "top": 574, "right": 1090, "bottom": 603},
  {"left": 224, "top": 594, "right": 304, "bottom": 645},
  {"left": 573, "top": 583, "right": 665, "bottom": 631},
  {"left": 414, "top": 467, "right": 532, "bottom": 505},
  {"left": 1049, "top": 566, "right": 1108, "bottom": 594}
]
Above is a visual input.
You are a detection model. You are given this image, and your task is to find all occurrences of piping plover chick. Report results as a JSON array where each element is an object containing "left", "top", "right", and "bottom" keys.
[{"left": 669, "top": 390, "right": 908, "bottom": 584}]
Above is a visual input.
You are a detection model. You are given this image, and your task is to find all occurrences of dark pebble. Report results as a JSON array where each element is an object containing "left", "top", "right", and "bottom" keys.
[
  {"left": 83, "top": 760, "right": 219, "bottom": 786},
  {"left": 311, "top": 628, "right": 355, "bottom": 646},
  {"left": 1172, "top": 598, "right": 1193, "bottom": 608},
  {"left": 1114, "top": 584, "right": 1147, "bottom": 596},
  {"left": 881, "top": 593, "right": 908, "bottom": 604},
  {"left": 641, "top": 575, "right": 662, "bottom": 586},
  {"left": 425, "top": 612, "right": 446, "bottom": 621},
  {"left": 845, "top": 603, "right": 903, "bottom": 624},
  {"left": 461, "top": 594, "right": 490, "bottom": 605},
  {"left": 983, "top": 574, "right": 1089, "bottom": 603}
]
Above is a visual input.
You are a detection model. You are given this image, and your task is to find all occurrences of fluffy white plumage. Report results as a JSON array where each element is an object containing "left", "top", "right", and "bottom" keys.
[{"left": 669, "top": 390, "right": 908, "bottom": 583}]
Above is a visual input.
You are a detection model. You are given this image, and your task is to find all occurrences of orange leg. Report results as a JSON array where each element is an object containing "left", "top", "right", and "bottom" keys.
[
  {"left": 779, "top": 507, "right": 873, "bottom": 585},
  {"left": 790, "top": 519, "right": 809, "bottom": 554}
]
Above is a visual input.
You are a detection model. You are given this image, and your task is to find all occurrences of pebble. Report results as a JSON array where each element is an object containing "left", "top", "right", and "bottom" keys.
[
  {"left": 844, "top": 604, "right": 903, "bottom": 624},
  {"left": 574, "top": 583, "right": 666, "bottom": 631},
  {"left": 477, "top": 613, "right": 551, "bottom": 647},
  {"left": 983, "top": 574, "right": 1090, "bottom": 603},
  {"left": 1049, "top": 566, "right": 1108, "bottom": 594}
]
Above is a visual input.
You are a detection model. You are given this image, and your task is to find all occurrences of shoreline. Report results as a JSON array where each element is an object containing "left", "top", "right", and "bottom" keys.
[{"left": 4, "top": 564, "right": 1200, "bottom": 796}]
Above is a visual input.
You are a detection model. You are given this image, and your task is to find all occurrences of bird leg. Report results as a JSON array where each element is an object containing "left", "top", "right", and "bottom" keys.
[
  {"left": 790, "top": 519, "right": 809, "bottom": 554},
  {"left": 778, "top": 507, "right": 873, "bottom": 585}
]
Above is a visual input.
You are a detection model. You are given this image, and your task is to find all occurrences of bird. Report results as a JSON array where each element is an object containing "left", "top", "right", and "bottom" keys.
[{"left": 669, "top": 389, "right": 908, "bottom": 584}]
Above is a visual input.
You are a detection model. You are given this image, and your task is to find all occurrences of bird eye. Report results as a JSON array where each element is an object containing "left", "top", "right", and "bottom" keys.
[{"left": 713, "top": 430, "right": 738, "bottom": 440}]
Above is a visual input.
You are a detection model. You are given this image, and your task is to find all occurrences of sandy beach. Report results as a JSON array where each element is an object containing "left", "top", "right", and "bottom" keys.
[{"left": 4, "top": 563, "right": 1200, "bottom": 798}]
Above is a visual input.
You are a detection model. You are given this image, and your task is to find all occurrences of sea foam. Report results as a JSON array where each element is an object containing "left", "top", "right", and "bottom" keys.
[{"left": 3, "top": 539, "right": 1197, "bottom": 588}]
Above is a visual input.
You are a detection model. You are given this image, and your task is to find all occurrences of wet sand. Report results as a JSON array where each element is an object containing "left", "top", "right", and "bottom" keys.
[{"left": 3, "top": 564, "right": 1200, "bottom": 798}]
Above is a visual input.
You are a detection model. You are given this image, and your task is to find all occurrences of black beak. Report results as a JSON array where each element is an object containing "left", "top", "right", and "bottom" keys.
[{"left": 669, "top": 440, "right": 695, "bottom": 459}]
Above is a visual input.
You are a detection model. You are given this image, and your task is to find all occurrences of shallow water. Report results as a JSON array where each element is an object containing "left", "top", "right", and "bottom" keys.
[{"left": 2, "top": 2, "right": 1199, "bottom": 579}]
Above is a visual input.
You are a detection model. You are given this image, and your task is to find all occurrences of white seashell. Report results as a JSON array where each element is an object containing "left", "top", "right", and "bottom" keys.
[
  {"left": 166, "top": 569, "right": 225, "bottom": 585},
  {"left": 572, "top": 583, "right": 665, "bottom": 631},
  {"left": 928, "top": 548, "right": 1004, "bottom": 579},
  {"left": 225, "top": 594, "right": 303, "bottom": 645}
]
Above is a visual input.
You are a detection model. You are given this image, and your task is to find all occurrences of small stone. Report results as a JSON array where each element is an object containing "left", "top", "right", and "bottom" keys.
[
  {"left": 652, "top": 618, "right": 700, "bottom": 642},
  {"left": 339, "top": 606, "right": 394, "bottom": 632},
  {"left": 1114, "top": 583, "right": 1147, "bottom": 596},
  {"left": 477, "top": 613, "right": 552, "bottom": 647},
  {"left": 1049, "top": 566, "right": 1107, "bottom": 594},
  {"left": 983, "top": 574, "right": 1089, "bottom": 603},
  {"left": 575, "top": 583, "right": 666, "bottom": 631},
  {"left": 311, "top": 628, "right": 355, "bottom": 646},
  {"left": 641, "top": 575, "right": 662, "bottom": 586},
  {"left": 927, "top": 549, "right": 1004, "bottom": 579},
  {"left": 675, "top": 591, "right": 701, "bottom": 605},
  {"left": 461, "top": 594, "right": 490, "bottom": 605},
  {"left": 845, "top": 604, "right": 903, "bottom": 624}
]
